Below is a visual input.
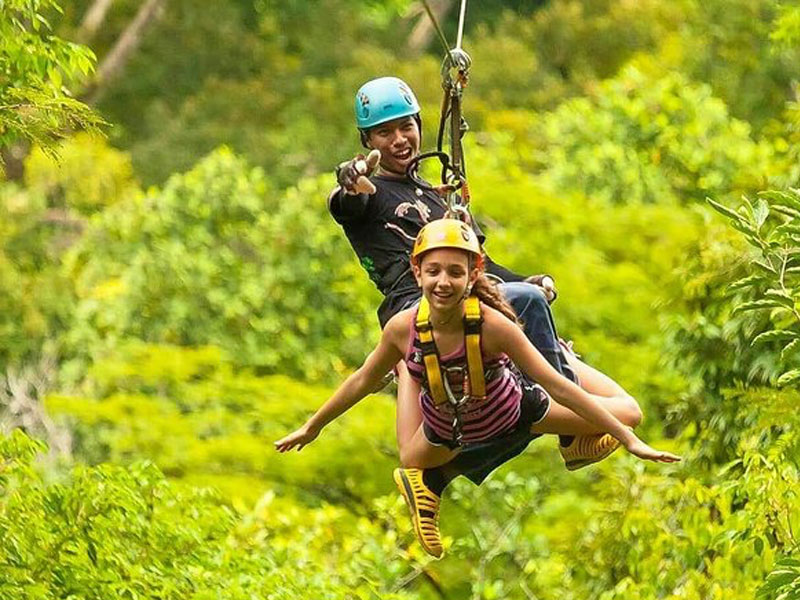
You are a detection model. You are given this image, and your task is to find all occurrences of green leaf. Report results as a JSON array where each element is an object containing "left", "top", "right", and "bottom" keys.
[
  {"left": 761, "top": 189, "right": 800, "bottom": 211},
  {"left": 764, "top": 289, "right": 796, "bottom": 308},
  {"left": 732, "top": 299, "right": 789, "bottom": 315},
  {"left": 727, "top": 274, "right": 766, "bottom": 293},
  {"left": 754, "top": 260, "right": 778, "bottom": 274},
  {"left": 753, "top": 536, "right": 764, "bottom": 556},
  {"left": 777, "top": 369, "right": 800, "bottom": 386},
  {"left": 754, "top": 199, "right": 769, "bottom": 228},
  {"left": 707, "top": 197, "right": 748, "bottom": 225},
  {"left": 772, "top": 222, "right": 800, "bottom": 238},
  {"left": 772, "top": 204, "right": 800, "bottom": 220},
  {"left": 781, "top": 338, "right": 800, "bottom": 360},
  {"left": 751, "top": 330, "right": 797, "bottom": 345}
]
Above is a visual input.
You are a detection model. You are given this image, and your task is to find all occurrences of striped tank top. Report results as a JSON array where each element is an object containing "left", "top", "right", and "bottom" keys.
[{"left": 405, "top": 306, "right": 522, "bottom": 444}]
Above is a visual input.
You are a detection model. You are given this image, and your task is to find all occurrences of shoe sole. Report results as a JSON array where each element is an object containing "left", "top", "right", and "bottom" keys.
[
  {"left": 564, "top": 442, "right": 620, "bottom": 471},
  {"left": 393, "top": 469, "right": 443, "bottom": 558}
]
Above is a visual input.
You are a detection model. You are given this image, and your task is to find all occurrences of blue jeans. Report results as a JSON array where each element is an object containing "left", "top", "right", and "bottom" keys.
[{"left": 499, "top": 282, "right": 575, "bottom": 382}]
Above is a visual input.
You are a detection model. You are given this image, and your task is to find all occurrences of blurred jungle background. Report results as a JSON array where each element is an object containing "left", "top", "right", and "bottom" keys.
[{"left": 1, "top": 1, "right": 800, "bottom": 598}]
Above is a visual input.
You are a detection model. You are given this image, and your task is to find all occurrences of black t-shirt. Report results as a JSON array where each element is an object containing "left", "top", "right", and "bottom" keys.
[{"left": 328, "top": 174, "right": 524, "bottom": 327}]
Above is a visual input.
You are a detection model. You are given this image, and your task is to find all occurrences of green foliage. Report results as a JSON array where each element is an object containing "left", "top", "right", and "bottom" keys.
[
  {"left": 651, "top": 0, "right": 799, "bottom": 130},
  {"left": 772, "top": 3, "right": 800, "bottom": 47},
  {"left": 88, "top": 0, "right": 433, "bottom": 186},
  {"left": 0, "top": 429, "right": 422, "bottom": 599},
  {"left": 582, "top": 392, "right": 800, "bottom": 600},
  {"left": 63, "top": 147, "right": 380, "bottom": 382},
  {"left": 47, "top": 342, "right": 398, "bottom": 506},
  {"left": 0, "top": 182, "right": 75, "bottom": 368},
  {"left": 0, "top": 0, "right": 103, "bottom": 158},
  {"left": 661, "top": 190, "right": 800, "bottom": 463},
  {"left": 0, "top": 134, "right": 137, "bottom": 369},
  {"left": 705, "top": 190, "right": 800, "bottom": 387},
  {"left": 758, "top": 557, "right": 800, "bottom": 600},
  {"left": 24, "top": 132, "right": 140, "bottom": 214},
  {"left": 467, "top": 0, "right": 686, "bottom": 114},
  {"left": 489, "top": 66, "right": 772, "bottom": 206}
]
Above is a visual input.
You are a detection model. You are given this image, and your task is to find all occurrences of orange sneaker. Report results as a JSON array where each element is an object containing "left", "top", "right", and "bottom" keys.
[
  {"left": 393, "top": 468, "right": 443, "bottom": 558},
  {"left": 560, "top": 433, "right": 621, "bottom": 471}
]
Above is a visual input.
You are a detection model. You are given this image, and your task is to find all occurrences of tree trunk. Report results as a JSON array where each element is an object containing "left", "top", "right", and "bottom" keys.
[
  {"left": 77, "top": 0, "right": 115, "bottom": 43},
  {"left": 84, "top": 0, "right": 166, "bottom": 105},
  {"left": 407, "top": 0, "right": 455, "bottom": 56},
  {"left": 1, "top": 143, "right": 29, "bottom": 181}
]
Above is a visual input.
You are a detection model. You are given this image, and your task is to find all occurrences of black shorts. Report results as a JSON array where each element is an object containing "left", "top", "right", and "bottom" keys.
[{"left": 423, "top": 378, "right": 551, "bottom": 450}]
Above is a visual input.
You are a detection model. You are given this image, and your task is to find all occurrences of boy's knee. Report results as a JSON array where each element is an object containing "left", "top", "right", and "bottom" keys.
[
  {"left": 503, "top": 282, "right": 549, "bottom": 313},
  {"left": 624, "top": 396, "right": 643, "bottom": 427}
]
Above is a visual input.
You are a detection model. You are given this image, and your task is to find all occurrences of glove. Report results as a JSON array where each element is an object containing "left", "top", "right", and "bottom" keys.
[
  {"left": 525, "top": 274, "right": 557, "bottom": 304},
  {"left": 335, "top": 149, "right": 381, "bottom": 195}
]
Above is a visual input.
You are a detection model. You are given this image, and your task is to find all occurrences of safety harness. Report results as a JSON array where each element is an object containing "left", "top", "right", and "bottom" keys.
[{"left": 415, "top": 294, "right": 485, "bottom": 444}]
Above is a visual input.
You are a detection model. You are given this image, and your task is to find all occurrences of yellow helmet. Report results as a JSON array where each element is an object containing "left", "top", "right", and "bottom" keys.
[{"left": 411, "top": 219, "right": 484, "bottom": 267}]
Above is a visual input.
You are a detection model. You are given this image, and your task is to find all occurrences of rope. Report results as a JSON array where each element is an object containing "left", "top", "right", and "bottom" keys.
[{"left": 420, "top": 0, "right": 455, "bottom": 66}]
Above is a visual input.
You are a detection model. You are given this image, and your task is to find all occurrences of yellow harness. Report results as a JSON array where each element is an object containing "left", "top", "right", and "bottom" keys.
[{"left": 415, "top": 295, "right": 486, "bottom": 406}]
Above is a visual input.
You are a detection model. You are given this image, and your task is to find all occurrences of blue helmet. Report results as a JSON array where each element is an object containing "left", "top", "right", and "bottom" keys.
[{"left": 354, "top": 77, "right": 421, "bottom": 130}]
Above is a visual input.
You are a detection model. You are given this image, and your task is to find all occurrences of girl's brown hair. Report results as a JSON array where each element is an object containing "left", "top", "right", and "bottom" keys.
[{"left": 471, "top": 271, "right": 522, "bottom": 327}]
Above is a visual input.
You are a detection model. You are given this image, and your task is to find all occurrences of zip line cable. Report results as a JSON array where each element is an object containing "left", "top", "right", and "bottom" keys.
[
  {"left": 410, "top": 0, "right": 473, "bottom": 221},
  {"left": 455, "top": 0, "right": 467, "bottom": 50}
]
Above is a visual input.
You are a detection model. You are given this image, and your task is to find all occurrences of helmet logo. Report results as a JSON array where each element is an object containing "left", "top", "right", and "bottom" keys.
[
  {"left": 398, "top": 82, "right": 414, "bottom": 106},
  {"left": 460, "top": 224, "right": 471, "bottom": 241},
  {"left": 357, "top": 92, "right": 370, "bottom": 119}
]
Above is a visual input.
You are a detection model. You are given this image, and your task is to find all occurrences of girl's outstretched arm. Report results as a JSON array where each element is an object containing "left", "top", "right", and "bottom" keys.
[
  {"left": 484, "top": 307, "right": 680, "bottom": 464},
  {"left": 274, "top": 312, "right": 408, "bottom": 453}
]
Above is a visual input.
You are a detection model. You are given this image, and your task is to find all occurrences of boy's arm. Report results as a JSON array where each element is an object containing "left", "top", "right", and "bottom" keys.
[
  {"left": 275, "top": 313, "right": 407, "bottom": 452},
  {"left": 328, "top": 186, "right": 370, "bottom": 223},
  {"left": 483, "top": 254, "right": 526, "bottom": 282},
  {"left": 327, "top": 150, "right": 382, "bottom": 223}
]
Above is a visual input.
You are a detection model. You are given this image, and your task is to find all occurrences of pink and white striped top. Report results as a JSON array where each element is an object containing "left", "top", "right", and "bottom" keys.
[{"left": 405, "top": 307, "right": 522, "bottom": 444}]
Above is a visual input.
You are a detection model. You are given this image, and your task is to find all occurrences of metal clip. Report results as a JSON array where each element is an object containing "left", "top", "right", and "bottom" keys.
[
  {"left": 442, "top": 48, "right": 472, "bottom": 92},
  {"left": 441, "top": 365, "right": 470, "bottom": 446}
]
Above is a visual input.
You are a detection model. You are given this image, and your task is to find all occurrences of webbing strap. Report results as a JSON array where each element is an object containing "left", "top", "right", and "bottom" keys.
[
  {"left": 415, "top": 296, "right": 485, "bottom": 405},
  {"left": 463, "top": 296, "right": 485, "bottom": 399},
  {"left": 416, "top": 298, "right": 448, "bottom": 405}
]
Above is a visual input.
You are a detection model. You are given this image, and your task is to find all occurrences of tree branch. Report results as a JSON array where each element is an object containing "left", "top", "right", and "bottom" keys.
[
  {"left": 84, "top": 0, "right": 166, "bottom": 105},
  {"left": 77, "top": 0, "right": 115, "bottom": 43}
]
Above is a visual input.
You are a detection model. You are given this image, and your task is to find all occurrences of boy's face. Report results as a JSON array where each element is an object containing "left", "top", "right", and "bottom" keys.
[{"left": 366, "top": 116, "right": 420, "bottom": 176}]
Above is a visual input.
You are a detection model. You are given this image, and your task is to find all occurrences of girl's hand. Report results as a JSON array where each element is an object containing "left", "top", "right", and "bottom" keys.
[
  {"left": 274, "top": 424, "right": 320, "bottom": 453},
  {"left": 623, "top": 436, "right": 681, "bottom": 464}
]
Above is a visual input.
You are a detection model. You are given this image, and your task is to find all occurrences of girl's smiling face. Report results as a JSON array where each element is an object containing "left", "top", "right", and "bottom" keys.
[{"left": 413, "top": 248, "right": 478, "bottom": 311}]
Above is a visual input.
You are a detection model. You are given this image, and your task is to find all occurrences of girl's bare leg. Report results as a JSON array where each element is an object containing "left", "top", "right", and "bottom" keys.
[
  {"left": 395, "top": 362, "right": 458, "bottom": 467},
  {"left": 395, "top": 361, "right": 423, "bottom": 449},
  {"left": 399, "top": 423, "right": 461, "bottom": 469}
]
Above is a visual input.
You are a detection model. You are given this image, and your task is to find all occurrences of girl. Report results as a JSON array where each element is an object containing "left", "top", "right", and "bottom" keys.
[{"left": 276, "top": 219, "right": 680, "bottom": 555}]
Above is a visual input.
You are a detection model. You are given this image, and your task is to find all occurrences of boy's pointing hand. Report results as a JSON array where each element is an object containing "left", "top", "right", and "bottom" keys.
[{"left": 337, "top": 149, "right": 381, "bottom": 195}]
